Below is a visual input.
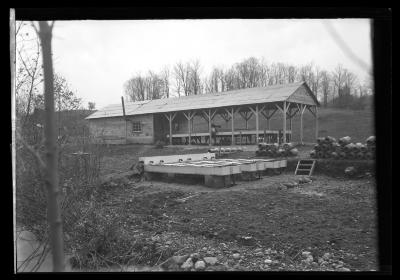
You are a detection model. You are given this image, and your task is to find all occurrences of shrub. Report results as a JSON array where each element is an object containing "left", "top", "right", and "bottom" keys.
[{"left": 16, "top": 132, "right": 104, "bottom": 246}]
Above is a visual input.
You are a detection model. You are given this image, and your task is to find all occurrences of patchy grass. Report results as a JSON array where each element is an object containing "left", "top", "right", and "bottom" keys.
[
  {"left": 63, "top": 143, "right": 378, "bottom": 271},
  {"left": 70, "top": 165, "right": 378, "bottom": 271}
]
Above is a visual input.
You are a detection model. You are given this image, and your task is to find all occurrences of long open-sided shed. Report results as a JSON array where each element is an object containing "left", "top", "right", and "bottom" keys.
[{"left": 86, "top": 81, "right": 319, "bottom": 145}]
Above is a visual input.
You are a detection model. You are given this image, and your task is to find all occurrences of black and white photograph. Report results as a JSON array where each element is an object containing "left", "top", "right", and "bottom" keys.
[{"left": 11, "top": 8, "right": 392, "bottom": 273}]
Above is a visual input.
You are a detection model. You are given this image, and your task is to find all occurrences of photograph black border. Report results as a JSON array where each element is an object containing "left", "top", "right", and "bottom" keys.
[{"left": 6, "top": 6, "right": 392, "bottom": 277}]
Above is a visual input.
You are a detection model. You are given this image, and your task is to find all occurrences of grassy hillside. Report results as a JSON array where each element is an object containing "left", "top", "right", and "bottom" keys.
[{"left": 193, "top": 107, "right": 374, "bottom": 144}]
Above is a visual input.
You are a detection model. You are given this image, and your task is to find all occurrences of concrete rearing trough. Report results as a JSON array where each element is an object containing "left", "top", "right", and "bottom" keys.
[{"left": 139, "top": 153, "right": 287, "bottom": 188}]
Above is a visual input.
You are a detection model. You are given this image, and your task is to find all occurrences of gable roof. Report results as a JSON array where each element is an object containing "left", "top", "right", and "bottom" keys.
[{"left": 86, "top": 82, "right": 319, "bottom": 120}]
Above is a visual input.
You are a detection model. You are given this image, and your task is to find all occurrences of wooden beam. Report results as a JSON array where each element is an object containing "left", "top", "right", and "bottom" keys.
[
  {"left": 219, "top": 112, "right": 231, "bottom": 122},
  {"left": 239, "top": 110, "right": 253, "bottom": 130},
  {"left": 288, "top": 108, "right": 299, "bottom": 118},
  {"left": 260, "top": 109, "right": 267, "bottom": 119},
  {"left": 248, "top": 106, "right": 256, "bottom": 115},
  {"left": 202, "top": 110, "right": 210, "bottom": 119},
  {"left": 200, "top": 110, "right": 209, "bottom": 123},
  {"left": 239, "top": 110, "right": 253, "bottom": 121},
  {"left": 287, "top": 101, "right": 295, "bottom": 110},
  {"left": 275, "top": 103, "right": 283, "bottom": 113},
  {"left": 307, "top": 106, "right": 316, "bottom": 117},
  {"left": 182, "top": 111, "right": 190, "bottom": 120},
  {"left": 203, "top": 108, "right": 216, "bottom": 121},
  {"left": 168, "top": 112, "right": 177, "bottom": 122},
  {"left": 261, "top": 107, "right": 277, "bottom": 131},
  {"left": 224, "top": 107, "right": 232, "bottom": 117},
  {"left": 225, "top": 107, "right": 239, "bottom": 117},
  {"left": 267, "top": 108, "right": 278, "bottom": 119},
  {"left": 163, "top": 113, "right": 170, "bottom": 122},
  {"left": 210, "top": 109, "right": 217, "bottom": 120}
]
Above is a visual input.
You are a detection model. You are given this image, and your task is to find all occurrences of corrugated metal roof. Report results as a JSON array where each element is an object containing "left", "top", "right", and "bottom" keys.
[{"left": 86, "top": 82, "right": 317, "bottom": 119}]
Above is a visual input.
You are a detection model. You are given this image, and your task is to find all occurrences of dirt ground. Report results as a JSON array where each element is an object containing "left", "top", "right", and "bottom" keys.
[{"left": 75, "top": 144, "right": 378, "bottom": 272}]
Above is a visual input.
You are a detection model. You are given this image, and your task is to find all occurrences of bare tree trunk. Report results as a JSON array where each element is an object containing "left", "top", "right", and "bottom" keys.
[{"left": 36, "top": 21, "right": 65, "bottom": 272}]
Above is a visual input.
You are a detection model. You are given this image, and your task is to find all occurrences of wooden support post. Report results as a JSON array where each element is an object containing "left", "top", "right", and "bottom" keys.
[
  {"left": 248, "top": 106, "right": 259, "bottom": 144},
  {"left": 183, "top": 111, "right": 194, "bottom": 145},
  {"left": 245, "top": 112, "right": 248, "bottom": 130},
  {"left": 299, "top": 104, "right": 306, "bottom": 145},
  {"left": 202, "top": 109, "right": 217, "bottom": 146},
  {"left": 169, "top": 114, "right": 173, "bottom": 145},
  {"left": 261, "top": 107, "right": 277, "bottom": 133},
  {"left": 188, "top": 114, "right": 191, "bottom": 145},
  {"left": 255, "top": 105, "right": 259, "bottom": 144},
  {"left": 257, "top": 105, "right": 265, "bottom": 143},
  {"left": 208, "top": 109, "right": 212, "bottom": 147},
  {"left": 239, "top": 110, "right": 253, "bottom": 131},
  {"left": 231, "top": 107, "right": 235, "bottom": 145},
  {"left": 164, "top": 112, "right": 176, "bottom": 145},
  {"left": 283, "top": 101, "right": 287, "bottom": 144}
]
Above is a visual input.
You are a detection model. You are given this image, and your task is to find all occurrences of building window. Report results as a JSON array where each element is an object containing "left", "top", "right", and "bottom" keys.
[{"left": 132, "top": 122, "right": 142, "bottom": 132}]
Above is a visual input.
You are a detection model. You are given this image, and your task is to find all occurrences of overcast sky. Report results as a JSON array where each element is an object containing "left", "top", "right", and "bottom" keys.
[{"left": 39, "top": 19, "right": 372, "bottom": 108}]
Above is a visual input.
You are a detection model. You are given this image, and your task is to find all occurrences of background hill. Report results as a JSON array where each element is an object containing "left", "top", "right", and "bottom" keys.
[
  {"left": 194, "top": 107, "right": 375, "bottom": 144},
  {"left": 42, "top": 107, "right": 374, "bottom": 144}
]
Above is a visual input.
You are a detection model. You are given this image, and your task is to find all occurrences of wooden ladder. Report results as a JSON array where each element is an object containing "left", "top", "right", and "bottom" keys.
[{"left": 295, "top": 159, "right": 316, "bottom": 176}]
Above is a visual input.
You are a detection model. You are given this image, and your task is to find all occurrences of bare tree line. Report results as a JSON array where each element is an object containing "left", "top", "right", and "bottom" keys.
[
  {"left": 16, "top": 22, "right": 97, "bottom": 125},
  {"left": 15, "top": 22, "right": 98, "bottom": 147},
  {"left": 124, "top": 57, "right": 373, "bottom": 109}
]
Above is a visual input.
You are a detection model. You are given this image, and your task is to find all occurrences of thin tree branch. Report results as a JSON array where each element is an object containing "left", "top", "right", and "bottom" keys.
[{"left": 16, "top": 130, "right": 46, "bottom": 173}]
